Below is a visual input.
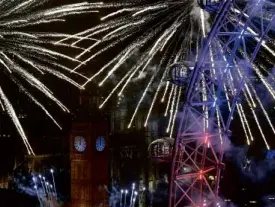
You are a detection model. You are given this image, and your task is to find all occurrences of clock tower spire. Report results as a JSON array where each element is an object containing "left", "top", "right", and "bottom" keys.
[{"left": 69, "top": 89, "right": 109, "bottom": 207}]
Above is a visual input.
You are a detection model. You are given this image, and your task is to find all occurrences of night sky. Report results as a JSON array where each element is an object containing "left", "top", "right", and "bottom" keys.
[{"left": 0, "top": 1, "right": 275, "bottom": 207}]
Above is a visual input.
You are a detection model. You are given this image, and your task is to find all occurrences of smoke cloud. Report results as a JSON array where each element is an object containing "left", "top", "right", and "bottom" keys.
[
  {"left": 191, "top": 0, "right": 211, "bottom": 34},
  {"left": 225, "top": 146, "right": 275, "bottom": 183}
]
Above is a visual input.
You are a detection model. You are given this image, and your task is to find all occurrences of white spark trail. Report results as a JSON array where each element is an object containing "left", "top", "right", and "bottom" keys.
[
  {"left": 200, "top": 9, "right": 206, "bottom": 38},
  {"left": 82, "top": 52, "right": 126, "bottom": 86},
  {"left": 77, "top": 19, "right": 146, "bottom": 59},
  {"left": 236, "top": 104, "right": 251, "bottom": 145},
  {"left": 170, "top": 87, "right": 181, "bottom": 138},
  {"left": 144, "top": 59, "right": 171, "bottom": 126},
  {"left": 128, "top": 65, "right": 162, "bottom": 128},
  {"left": 132, "top": 4, "right": 168, "bottom": 17},
  {"left": 161, "top": 82, "right": 170, "bottom": 103},
  {"left": 103, "top": 19, "right": 146, "bottom": 40},
  {"left": 239, "top": 94, "right": 254, "bottom": 142},
  {"left": 243, "top": 86, "right": 269, "bottom": 149},
  {"left": 118, "top": 54, "right": 151, "bottom": 96},
  {"left": 249, "top": 82, "right": 275, "bottom": 137},
  {"left": 99, "top": 46, "right": 138, "bottom": 86},
  {"left": 165, "top": 85, "right": 175, "bottom": 117},
  {"left": 253, "top": 64, "right": 275, "bottom": 100},
  {"left": 160, "top": 29, "right": 177, "bottom": 51},
  {"left": 0, "top": 87, "right": 34, "bottom": 155},
  {"left": 166, "top": 86, "right": 178, "bottom": 133},
  {"left": 99, "top": 68, "right": 134, "bottom": 109},
  {"left": 12, "top": 78, "right": 62, "bottom": 130},
  {"left": 101, "top": 8, "right": 138, "bottom": 21},
  {"left": 73, "top": 34, "right": 132, "bottom": 71},
  {"left": 149, "top": 22, "right": 181, "bottom": 55}
]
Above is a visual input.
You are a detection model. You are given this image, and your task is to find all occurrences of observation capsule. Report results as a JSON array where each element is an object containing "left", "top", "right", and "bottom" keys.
[
  {"left": 167, "top": 62, "right": 190, "bottom": 86},
  {"left": 148, "top": 137, "right": 174, "bottom": 162}
]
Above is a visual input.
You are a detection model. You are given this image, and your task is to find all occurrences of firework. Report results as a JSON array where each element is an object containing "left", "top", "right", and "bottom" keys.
[
  {"left": 58, "top": 0, "right": 203, "bottom": 127},
  {"left": 61, "top": 1, "right": 275, "bottom": 148},
  {"left": 0, "top": 1, "right": 105, "bottom": 155}
]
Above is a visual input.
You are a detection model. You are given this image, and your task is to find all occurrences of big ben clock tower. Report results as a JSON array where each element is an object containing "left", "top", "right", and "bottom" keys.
[{"left": 69, "top": 91, "right": 109, "bottom": 207}]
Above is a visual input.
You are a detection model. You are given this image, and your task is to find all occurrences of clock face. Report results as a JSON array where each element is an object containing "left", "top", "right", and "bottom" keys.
[
  {"left": 74, "top": 136, "right": 86, "bottom": 152},
  {"left": 96, "top": 136, "right": 106, "bottom": 152}
]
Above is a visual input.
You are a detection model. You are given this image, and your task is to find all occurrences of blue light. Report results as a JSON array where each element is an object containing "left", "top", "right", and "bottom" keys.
[
  {"left": 96, "top": 136, "right": 106, "bottom": 151},
  {"left": 265, "top": 150, "right": 275, "bottom": 160},
  {"left": 213, "top": 97, "right": 217, "bottom": 107}
]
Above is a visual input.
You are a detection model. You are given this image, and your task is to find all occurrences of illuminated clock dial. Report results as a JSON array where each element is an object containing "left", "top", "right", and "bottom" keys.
[
  {"left": 74, "top": 136, "right": 86, "bottom": 152},
  {"left": 96, "top": 136, "right": 105, "bottom": 152}
]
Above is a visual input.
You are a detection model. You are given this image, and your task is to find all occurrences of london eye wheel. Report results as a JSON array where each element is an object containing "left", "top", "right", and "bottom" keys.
[{"left": 169, "top": 0, "right": 275, "bottom": 206}]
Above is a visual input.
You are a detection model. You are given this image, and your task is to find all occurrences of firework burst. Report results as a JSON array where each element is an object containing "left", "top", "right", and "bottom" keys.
[
  {"left": 0, "top": 0, "right": 105, "bottom": 155},
  {"left": 58, "top": 0, "right": 205, "bottom": 128},
  {"left": 61, "top": 0, "right": 275, "bottom": 148}
]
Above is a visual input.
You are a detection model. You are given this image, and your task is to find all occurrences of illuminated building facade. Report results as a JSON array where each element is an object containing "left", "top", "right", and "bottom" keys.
[{"left": 68, "top": 89, "right": 109, "bottom": 207}]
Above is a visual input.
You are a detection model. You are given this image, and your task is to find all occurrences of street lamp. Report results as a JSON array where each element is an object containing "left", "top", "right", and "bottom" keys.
[
  {"left": 132, "top": 191, "right": 138, "bottom": 207},
  {"left": 50, "top": 168, "right": 57, "bottom": 197},
  {"left": 130, "top": 183, "right": 135, "bottom": 206},
  {"left": 124, "top": 190, "right": 128, "bottom": 207},
  {"left": 38, "top": 175, "right": 46, "bottom": 196},
  {"left": 120, "top": 190, "right": 124, "bottom": 207}
]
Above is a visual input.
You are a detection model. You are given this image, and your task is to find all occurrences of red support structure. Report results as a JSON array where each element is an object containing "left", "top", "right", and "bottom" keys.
[
  {"left": 170, "top": 133, "right": 224, "bottom": 207},
  {"left": 169, "top": 0, "right": 275, "bottom": 206}
]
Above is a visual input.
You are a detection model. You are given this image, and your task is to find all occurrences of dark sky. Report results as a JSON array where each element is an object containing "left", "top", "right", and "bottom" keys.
[{"left": 1, "top": 1, "right": 275, "bottom": 206}]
